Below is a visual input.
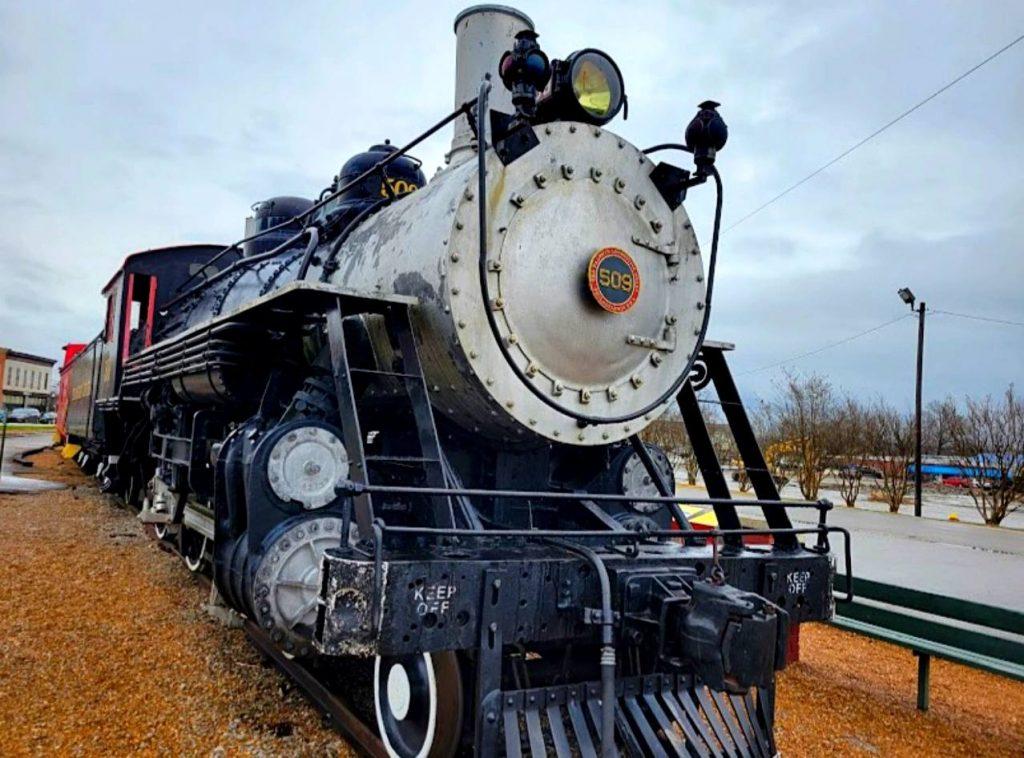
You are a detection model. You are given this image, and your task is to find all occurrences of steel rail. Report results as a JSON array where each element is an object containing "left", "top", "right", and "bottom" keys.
[
  {"left": 148, "top": 526, "right": 389, "bottom": 757},
  {"left": 245, "top": 620, "right": 389, "bottom": 758}
]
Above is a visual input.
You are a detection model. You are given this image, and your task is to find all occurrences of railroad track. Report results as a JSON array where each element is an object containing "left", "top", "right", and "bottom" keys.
[
  {"left": 151, "top": 526, "right": 388, "bottom": 758},
  {"left": 244, "top": 619, "right": 388, "bottom": 758}
]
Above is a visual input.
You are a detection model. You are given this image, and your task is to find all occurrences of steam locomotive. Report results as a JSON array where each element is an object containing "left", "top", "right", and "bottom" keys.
[{"left": 58, "top": 6, "right": 840, "bottom": 756}]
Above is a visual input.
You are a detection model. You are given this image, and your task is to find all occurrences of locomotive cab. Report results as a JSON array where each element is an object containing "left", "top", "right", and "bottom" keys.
[{"left": 59, "top": 244, "right": 227, "bottom": 475}]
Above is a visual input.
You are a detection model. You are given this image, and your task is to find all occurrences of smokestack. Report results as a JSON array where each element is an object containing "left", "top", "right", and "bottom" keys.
[{"left": 449, "top": 5, "right": 534, "bottom": 163}]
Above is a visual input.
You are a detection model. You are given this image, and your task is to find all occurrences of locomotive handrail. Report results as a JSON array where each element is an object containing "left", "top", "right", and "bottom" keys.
[
  {"left": 339, "top": 477, "right": 849, "bottom": 596},
  {"left": 161, "top": 227, "right": 312, "bottom": 311},
  {"left": 642, "top": 142, "right": 694, "bottom": 155},
  {"left": 313, "top": 197, "right": 392, "bottom": 281},
  {"left": 474, "top": 77, "right": 727, "bottom": 427},
  {"left": 338, "top": 479, "right": 832, "bottom": 511}
]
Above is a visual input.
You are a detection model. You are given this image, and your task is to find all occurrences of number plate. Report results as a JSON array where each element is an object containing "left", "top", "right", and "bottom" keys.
[{"left": 587, "top": 247, "right": 640, "bottom": 313}]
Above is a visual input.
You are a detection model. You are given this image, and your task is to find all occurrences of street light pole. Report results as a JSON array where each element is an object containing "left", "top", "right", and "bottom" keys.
[
  {"left": 898, "top": 287, "right": 925, "bottom": 518},
  {"left": 913, "top": 301, "right": 925, "bottom": 518}
]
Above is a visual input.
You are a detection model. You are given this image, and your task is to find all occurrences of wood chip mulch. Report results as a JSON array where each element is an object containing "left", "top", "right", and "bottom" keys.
[
  {"left": 0, "top": 449, "right": 353, "bottom": 756},
  {"left": 3, "top": 448, "right": 1022, "bottom": 755},
  {"left": 776, "top": 614, "right": 1023, "bottom": 755}
]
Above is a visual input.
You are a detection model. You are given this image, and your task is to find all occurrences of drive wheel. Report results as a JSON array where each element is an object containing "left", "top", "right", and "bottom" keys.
[{"left": 374, "top": 651, "right": 463, "bottom": 758}]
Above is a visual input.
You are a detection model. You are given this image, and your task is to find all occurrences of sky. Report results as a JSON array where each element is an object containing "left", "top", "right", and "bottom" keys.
[{"left": 1, "top": 1, "right": 1022, "bottom": 407}]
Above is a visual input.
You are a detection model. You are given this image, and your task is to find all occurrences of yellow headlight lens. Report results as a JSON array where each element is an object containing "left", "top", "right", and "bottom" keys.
[{"left": 571, "top": 53, "right": 621, "bottom": 119}]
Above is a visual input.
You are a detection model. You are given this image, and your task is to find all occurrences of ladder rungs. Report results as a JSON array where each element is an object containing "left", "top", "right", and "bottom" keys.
[
  {"left": 365, "top": 455, "right": 441, "bottom": 465},
  {"left": 349, "top": 367, "right": 423, "bottom": 380}
]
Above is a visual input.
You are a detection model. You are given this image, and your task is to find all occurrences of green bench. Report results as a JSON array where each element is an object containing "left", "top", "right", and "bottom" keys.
[{"left": 831, "top": 575, "right": 1024, "bottom": 710}]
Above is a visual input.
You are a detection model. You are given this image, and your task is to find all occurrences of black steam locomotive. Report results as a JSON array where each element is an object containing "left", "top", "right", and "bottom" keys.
[{"left": 58, "top": 7, "right": 842, "bottom": 756}]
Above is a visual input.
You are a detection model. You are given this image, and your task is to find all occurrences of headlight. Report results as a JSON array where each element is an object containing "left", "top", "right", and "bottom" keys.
[{"left": 541, "top": 49, "right": 625, "bottom": 126}]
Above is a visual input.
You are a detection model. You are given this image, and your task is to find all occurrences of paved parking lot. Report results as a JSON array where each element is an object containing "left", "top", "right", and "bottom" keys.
[
  {"left": 0, "top": 432, "right": 64, "bottom": 493},
  {"left": 678, "top": 474, "right": 1024, "bottom": 611}
]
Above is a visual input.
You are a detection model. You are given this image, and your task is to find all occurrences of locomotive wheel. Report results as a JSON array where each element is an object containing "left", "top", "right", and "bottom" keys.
[
  {"left": 179, "top": 527, "right": 208, "bottom": 573},
  {"left": 122, "top": 471, "right": 143, "bottom": 507},
  {"left": 374, "top": 651, "right": 462, "bottom": 758},
  {"left": 152, "top": 522, "right": 179, "bottom": 541}
]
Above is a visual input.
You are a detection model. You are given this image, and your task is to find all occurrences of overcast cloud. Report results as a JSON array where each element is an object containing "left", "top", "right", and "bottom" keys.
[{"left": 1, "top": 1, "right": 1021, "bottom": 406}]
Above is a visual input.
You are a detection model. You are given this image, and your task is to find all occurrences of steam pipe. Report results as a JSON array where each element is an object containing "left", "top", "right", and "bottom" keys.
[
  {"left": 162, "top": 228, "right": 307, "bottom": 311},
  {"left": 294, "top": 226, "right": 320, "bottom": 280},
  {"left": 547, "top": 538, "right": 616, "bottom": 757},
  {"left": 317, "top": 198, "right": 392, "bottom": 281}
]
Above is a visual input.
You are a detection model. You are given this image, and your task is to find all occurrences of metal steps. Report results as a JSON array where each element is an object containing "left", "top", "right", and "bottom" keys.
[{"left": 325, "top": 299, "right": 455, "bottom": 537}]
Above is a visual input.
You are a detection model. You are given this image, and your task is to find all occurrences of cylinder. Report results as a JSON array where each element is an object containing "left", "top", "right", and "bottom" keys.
[{"left": 448, "top": 5, "right": 534, "bottom": 164}]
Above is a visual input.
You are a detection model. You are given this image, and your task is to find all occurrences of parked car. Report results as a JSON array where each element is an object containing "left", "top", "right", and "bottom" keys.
[
  {"left": 942, "top": 475, "right": 972, "bottom": 488},
  {"left": 837, "top": 464, "right": 883, "bottom": 480},
  {"left": 9, "top": 407, "right": 42, "bottom": 423},
  {"left": 41, "top": 411, "right": 57, "bottom": 423}
]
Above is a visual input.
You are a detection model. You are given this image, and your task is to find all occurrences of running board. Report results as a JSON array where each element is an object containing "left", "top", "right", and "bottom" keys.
[
  {"left": 183, "top": 503, "right": 215, "bottom": 540},
  {"left": 488, "top": 673, "right": 774, "bottom": 758}
]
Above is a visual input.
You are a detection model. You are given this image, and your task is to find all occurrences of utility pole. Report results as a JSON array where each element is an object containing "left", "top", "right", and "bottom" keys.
[
  {"left": 898, "top": 287, "right": 925, "bottom": 518},
  {"left": 913, "top": 301, "right": 925, "bottom": 518},
  {"left": 0, "top": 415, "right": 7, "bottom": 479}
]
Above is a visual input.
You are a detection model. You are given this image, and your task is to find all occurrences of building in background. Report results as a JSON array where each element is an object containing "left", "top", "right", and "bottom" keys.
[{"left": 0, "top": 348, "right": 56, "bottom": 411}]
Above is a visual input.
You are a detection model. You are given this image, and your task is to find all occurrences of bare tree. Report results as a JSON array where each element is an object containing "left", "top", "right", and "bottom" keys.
[
  {"left": 682, "top": 449, "right": 699, "bottom": 486},
  {"left": 734, "top": 463, "right": 753, "bottom": 492},
  {"left": 644, "top": 413, "right": 698, "bottom": 485},
  {"left": 923, "top": 398, "right": 959, "bottom": 456},
  {"left": 948, "top": 387, "right": 1024, "bottom": 526},
  {"left": 753, "top": 405, "right": 792, "bottom": 489},
  {"left": 866, "top": 402, "right": 914, "bottom": 513},
  {"left": 834, "top": 398, "right": 870, "bottom": 507},
  {"left": 704, "top": 405, "right": 743, "bottom": 489},
  {"left": 836, "top": 465, "right": 862, "bottom": 508},
  {"left": 762, "top": 373, "right": 838, "bottom": 500},
  {"left": 762, "top": 440, "right": 794, "bottom": 490}
]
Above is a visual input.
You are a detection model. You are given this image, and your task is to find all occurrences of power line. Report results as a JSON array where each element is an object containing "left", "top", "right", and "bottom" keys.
[
  {"left": 736, "top": 307, "right": 1023, "bottom": 378},
  {"left": 725, "top": 32, "right": 1024, "bottom": 232},
  {"left": 931, "top": 309, "right": 1024, "bottom": 328},
  {"left": 737, "top": 313, "right": 914, "bottom": 375}
]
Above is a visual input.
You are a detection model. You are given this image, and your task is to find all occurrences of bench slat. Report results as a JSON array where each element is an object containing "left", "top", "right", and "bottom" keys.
[
  {"left": 835, "top": 574, "right": 1024, "bottom": 636},
  {"left": 835, "top": 601, "right": 1024, "bottom": 666},
  {"left": 832, "top": 616, "right": 1024, "bottom": 682}
]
